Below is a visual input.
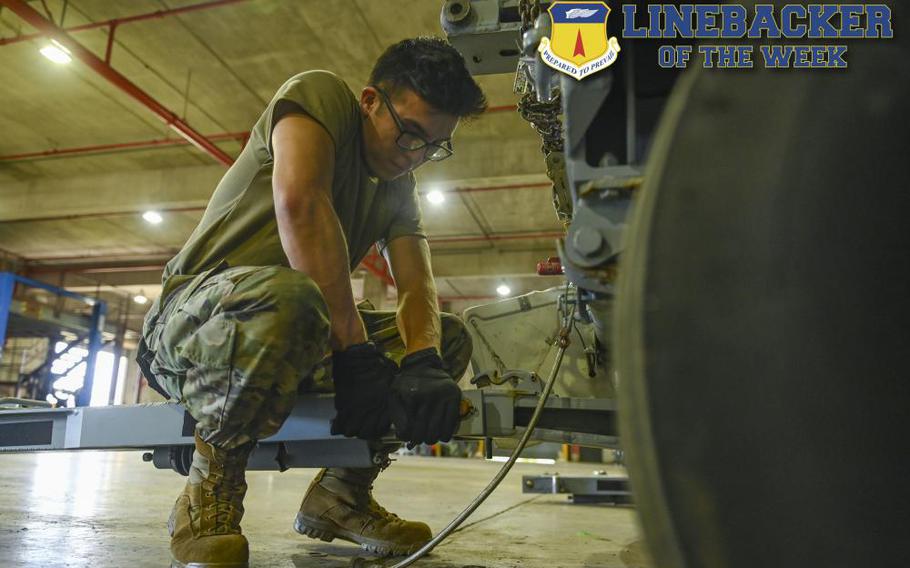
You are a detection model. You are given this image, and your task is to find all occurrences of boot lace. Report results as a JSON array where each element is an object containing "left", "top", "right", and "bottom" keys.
[
  {"left": 364, "top": 486, "right": 403, "bottom": 523},
  {"left": 201, "top": 476, "right": 244, "bottom": 534}
]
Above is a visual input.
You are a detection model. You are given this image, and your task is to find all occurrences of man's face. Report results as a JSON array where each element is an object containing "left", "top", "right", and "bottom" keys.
[{"left": 360, "top": 86, "right": 459, "bottom": 181}]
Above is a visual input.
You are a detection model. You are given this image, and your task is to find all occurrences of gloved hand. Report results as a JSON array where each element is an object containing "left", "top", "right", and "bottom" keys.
[
  {"left": 389, "top": 348, "right": 462, "bottom": 445},
  {"left": 330, "top": 342, "right": 397, "bottom": 440}
]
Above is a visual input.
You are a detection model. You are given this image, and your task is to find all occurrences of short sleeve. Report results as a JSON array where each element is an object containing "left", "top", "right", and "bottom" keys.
[
  {"left": 377, "top": 175, "right": 428, "bottom": 252},
  {"left": 261, "top": 70, "right": 359, "bottom": 158}
]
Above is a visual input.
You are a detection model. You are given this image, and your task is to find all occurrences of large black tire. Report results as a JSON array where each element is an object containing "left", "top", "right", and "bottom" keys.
[{"left": 615, "top": 26, "right": 910, "bottom": 568}]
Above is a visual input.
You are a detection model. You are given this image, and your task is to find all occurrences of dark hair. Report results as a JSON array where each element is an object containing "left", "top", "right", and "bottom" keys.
[{"left": 369, "top": 37, "right": 487, "bottom": 119}]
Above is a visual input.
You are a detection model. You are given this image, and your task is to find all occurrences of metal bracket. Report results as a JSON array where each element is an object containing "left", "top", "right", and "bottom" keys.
[
  {"left": 471, "top": 369, "right": 543, "bottom": 394},
  {"left": 523, "top": 472, "right": 632, "bottom": 504}
]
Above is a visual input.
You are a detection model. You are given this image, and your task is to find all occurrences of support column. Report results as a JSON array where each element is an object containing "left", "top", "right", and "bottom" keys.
[
  {"left": 362, "top": 271, "right": 389, "bottom": 311},
  {"left": 0, "top": 272, "right": 15, "bottom": 361},
  {"left": 74, "top": 300, "right": 107, "bottom": 407},
  {"left": 117, "top": 351, "right": 141, "bottom": 406}
]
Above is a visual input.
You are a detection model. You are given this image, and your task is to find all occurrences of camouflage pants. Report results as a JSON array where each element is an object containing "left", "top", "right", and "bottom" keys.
[{"left": 140, "top": 265, "right": 473, "bottom": 450}]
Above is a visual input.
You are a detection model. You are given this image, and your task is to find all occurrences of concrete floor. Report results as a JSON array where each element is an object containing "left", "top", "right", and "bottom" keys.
[{"left": 0, "top": 451, "right": 650, "bottom": 568}]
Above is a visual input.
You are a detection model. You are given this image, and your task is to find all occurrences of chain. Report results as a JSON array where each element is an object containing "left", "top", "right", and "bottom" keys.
[
  {"left": 518, "top": 91, "right": 563, "bottom": 155},
  {"left": 519, "top": 0, "right": 541, "bottom": 33},
  {"left": 517, "top": 0, "right": 571, "bottom": 223}
]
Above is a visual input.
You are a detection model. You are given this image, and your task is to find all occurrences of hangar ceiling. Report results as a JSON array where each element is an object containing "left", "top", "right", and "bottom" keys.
[{"left": 0, "top": 0, "right": 566, "bottom": 334}]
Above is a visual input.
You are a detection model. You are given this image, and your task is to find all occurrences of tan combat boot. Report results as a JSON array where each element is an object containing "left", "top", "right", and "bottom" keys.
[
  {"left": 294, "top": 457, "right": 432, "bottom": 556},
  {"left": 168, "top": 433, "right": 253, "bottom": 568}
]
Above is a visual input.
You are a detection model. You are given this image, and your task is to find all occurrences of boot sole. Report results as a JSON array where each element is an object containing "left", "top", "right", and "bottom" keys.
[{"left": 293, "top": 513, "right": 424, "bottom": 557}]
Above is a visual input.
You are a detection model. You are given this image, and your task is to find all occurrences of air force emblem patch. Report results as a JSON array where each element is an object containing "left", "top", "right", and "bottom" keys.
[{"left": 539, "top": 1, "right": 620, "bottom": 79}]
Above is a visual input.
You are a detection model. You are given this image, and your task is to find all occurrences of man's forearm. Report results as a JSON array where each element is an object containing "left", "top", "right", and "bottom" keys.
[
  {"left": 396, "top": 284, "right": 442, "bottom": 355},
  {"left": 274, "top": 190, "right": 366, "bottom": 350}
]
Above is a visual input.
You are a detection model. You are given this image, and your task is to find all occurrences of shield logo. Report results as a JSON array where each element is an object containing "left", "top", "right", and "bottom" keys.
[{"left": 539, "top": 1, "right": 620, "bottom": 80}]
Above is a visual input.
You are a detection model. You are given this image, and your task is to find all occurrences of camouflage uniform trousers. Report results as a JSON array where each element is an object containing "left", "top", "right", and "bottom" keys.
[{"left": 140, "top": 265, "right": 473, "bottom": 450}]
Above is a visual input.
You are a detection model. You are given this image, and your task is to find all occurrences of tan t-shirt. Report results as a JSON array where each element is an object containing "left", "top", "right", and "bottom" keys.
[{"left": 158, "top": 70, "right": 425, "bottom": 302}]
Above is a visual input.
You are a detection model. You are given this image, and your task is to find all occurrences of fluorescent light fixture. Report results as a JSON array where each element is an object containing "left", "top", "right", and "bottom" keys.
[
  {"left": 133, "top": 294, "right": 149, "bottom": 305},
  {"left": 39, "top": 40, "right": 72, "bottom": 64},
  {"left": 142, "top": 210, "right": 163, "bottom": 224},
  {"left": 496, "top": 284, "right": 511, "bottom": 297},
  {"left": 426, "top": 190, "right": 445, "bottom": 205},
  {"left": 488, "top": 456, "right": 556, "bottom": 465}
]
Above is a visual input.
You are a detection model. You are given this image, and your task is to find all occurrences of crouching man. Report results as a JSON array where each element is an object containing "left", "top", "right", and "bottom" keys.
[{"left": 137, "top": 37, "right": 486, "bottom": 568}]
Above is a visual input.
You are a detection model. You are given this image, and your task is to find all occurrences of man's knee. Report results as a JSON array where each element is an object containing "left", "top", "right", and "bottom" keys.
[
  {"left": 260, "top": 266, "right": 328, "bottom": 318},
  {"left": 440, "top": 312, "right": 473, "bottom": 382},
  {"left": 220, "top": 267, "right": 331, "bottom": 392},
  {"left": 226, "top": 266, "right": 330, "bottom": 341}
]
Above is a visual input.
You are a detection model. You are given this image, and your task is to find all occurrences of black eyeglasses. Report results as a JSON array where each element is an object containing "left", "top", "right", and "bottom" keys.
[{"left": 374, "top": 87, "right": 454, "bottom": 162}]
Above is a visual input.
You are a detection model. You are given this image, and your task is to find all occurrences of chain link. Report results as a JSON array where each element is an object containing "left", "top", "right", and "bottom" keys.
[{"left": 518, "top": 91, "right": 563, "bottom": 155}]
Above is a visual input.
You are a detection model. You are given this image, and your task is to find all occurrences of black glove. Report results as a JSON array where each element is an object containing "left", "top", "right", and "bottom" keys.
[
  {"left": 330, "top": 342, "right": 397, "bottom": 440},
  {"left": 389, "top": 348, "right": 462, "bottom": 445}
]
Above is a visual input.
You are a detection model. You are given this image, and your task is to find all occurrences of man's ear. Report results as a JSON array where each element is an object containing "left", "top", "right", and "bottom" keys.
[{"left": 360, "top": 87, "right": 379, "bottom": 117}]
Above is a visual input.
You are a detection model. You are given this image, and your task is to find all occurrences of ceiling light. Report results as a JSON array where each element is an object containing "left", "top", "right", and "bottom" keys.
[
  {"left": 426, "top": 190, "right": 445, "bottom": 205},
  {"left": 39, "top": 40, "right": 72, "bottom": 64},
  {"left": 133, "top": 293, "right": 149, "bottom": 305},
  {"left": 142, "top": 210, "right": 163, "bottom": 224},
  {"left": 496, "top": 284, "right": 511, "bottom": 297}
]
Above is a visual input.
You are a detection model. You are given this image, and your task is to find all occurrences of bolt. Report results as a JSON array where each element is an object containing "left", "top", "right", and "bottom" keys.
[
  {"left": 572, "top": 227, "right": 605, "bottom": 257},
  {"left": 445, "top": 0, "right": 471, "bottom": 23}
]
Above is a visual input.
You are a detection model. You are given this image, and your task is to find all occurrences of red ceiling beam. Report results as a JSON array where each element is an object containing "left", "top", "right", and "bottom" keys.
[
  {"left": 24, "top": 249, "right": 397, "bottom": 289},
  {"left": 26, "top": 263, "right": 168, "bottom": 276},
  {"left": 426, "top": 181, "right": 551, "bottom": 195},
  {"left": 0, "top": 131, "right": 249, "bottom": 162},
  {"left": 19, "top": 245, "right": 393, "bottom": 288},
  {"left": 359, "top": 248, "right": 395, "bottom": 287},
  {"left": 0, "top": 245, "right": 25, "bottom": 257},
  {"left": 0, "top": 106, "right": 515, "bottom": 163},
  {"left": 0, "top": 0, "right": 247, "bottom": 46},
  {"left": 19, "top": 232, "right": 563, "bottom": 270},
  {"left": 0, "top": 0, "right": 234, "bottom": 167},
  {"left": 1, "top": 183, "right": 552, "bottom": 224},
  {"left": 431, "top": 231, "right": 564, "bottom": 244},
  {"left": 1, "top": 205, "right": 205, "bottom": 225}
]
